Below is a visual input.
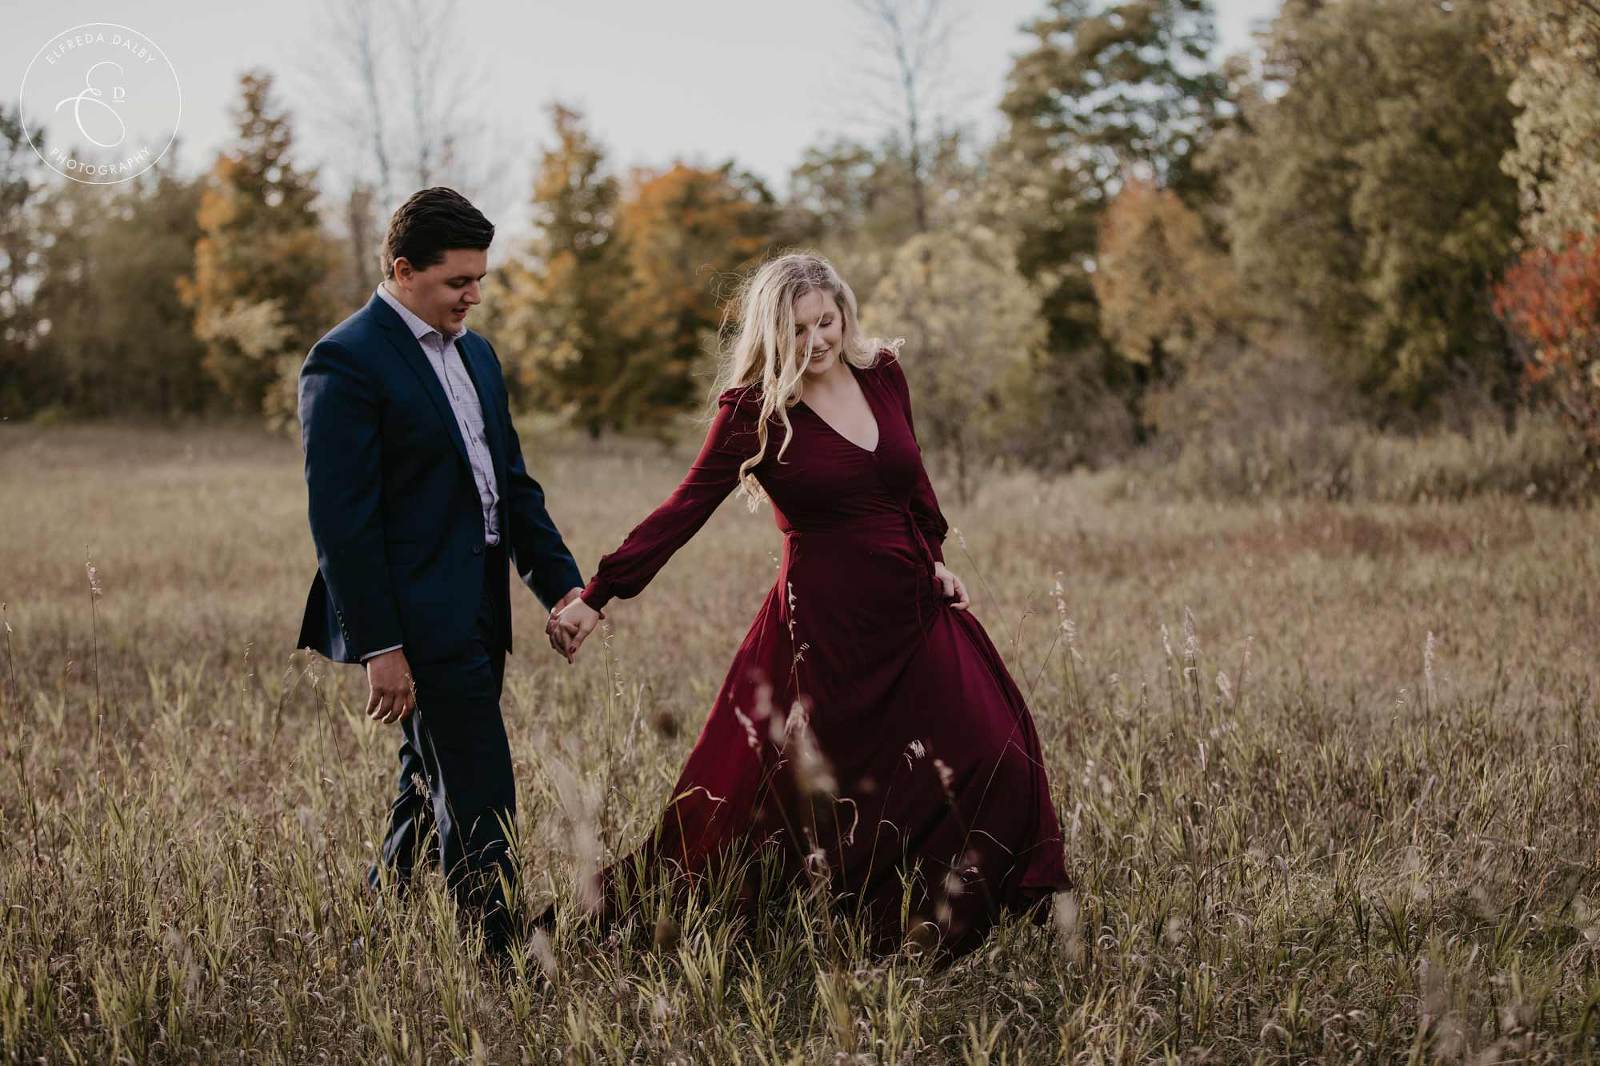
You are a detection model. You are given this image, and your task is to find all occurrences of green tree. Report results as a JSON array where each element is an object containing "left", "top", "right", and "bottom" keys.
[
  {"left": 31, "top": 165, "right": 209, "bottom": 416},
  {"left": 1217, "top": 0, "right": 1521, "bottom": 415},
  {"left": 181, "top": 70, "right": 336, "bottom": 415},
  {"left": 995, "top": 0, "right": 1227, "bottom": 340},
  {"left": 0, "top": 103, "right": 51, "bottom": 416},
  {"left": 1489, "top": 0, "right": 1600, "bottom": 250},
  {"left": 868, "top": 225, "right": 1045, "bottom": 500}
]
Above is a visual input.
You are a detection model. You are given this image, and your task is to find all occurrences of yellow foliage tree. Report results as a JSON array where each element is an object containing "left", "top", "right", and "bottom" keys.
[{"left": 181, "top": 71, "right": 336, "bottom": 416}]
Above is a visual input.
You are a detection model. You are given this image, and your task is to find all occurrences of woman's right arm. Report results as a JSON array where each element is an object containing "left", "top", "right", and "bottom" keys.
[{"left": 578, "top": 388, "right": 762, "bottom": 612}]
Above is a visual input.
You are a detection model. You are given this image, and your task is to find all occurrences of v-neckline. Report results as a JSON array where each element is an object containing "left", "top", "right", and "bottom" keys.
[{"left": 797, "top": 363, "right": 880, "bottom": 455}]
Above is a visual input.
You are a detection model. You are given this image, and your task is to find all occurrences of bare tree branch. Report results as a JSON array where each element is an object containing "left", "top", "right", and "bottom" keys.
[{"left": 847, "top": 0, "right": 964, "bottom": 233}]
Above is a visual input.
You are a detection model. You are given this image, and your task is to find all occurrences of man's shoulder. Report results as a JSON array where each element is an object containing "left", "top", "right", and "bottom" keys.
[
  {"left": 321, "top": 299, "right": 385, "bottom": 347},
  {"left": 460, "top": 327, "right": 498, "bottom": 361},
  {"left": 305, "top": 300, "right": 388, "bottom": 370}
]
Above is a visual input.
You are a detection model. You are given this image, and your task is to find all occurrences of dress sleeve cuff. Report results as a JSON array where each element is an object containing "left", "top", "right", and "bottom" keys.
[
  {"left": 927, "top": 537, "right": 944, "bottom": 564},
  {"left": 360, "top": 643, "right": 404, "bottom": 662},
  {"left": 580, "top": 576, "right": 613, "bottom": 613}
]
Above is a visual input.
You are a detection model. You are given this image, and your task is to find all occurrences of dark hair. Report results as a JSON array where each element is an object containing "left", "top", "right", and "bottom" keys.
[{"left": 382, "top": 187, "right": 494, "bottom": 278}]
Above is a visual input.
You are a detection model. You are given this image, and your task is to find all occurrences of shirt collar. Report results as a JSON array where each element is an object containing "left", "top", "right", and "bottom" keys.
[{"left": 376, "top": 282, "right": 467, "bottom": 345}]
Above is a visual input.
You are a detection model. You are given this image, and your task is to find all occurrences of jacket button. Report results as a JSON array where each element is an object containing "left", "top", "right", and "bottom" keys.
[{"left": 472, "top": 544, "right": 483, "bottom": 555}]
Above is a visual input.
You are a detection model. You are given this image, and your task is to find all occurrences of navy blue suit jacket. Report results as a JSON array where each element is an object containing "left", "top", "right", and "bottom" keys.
[{"left": 296, "top": 292, "right": 584, "bottom": 665}]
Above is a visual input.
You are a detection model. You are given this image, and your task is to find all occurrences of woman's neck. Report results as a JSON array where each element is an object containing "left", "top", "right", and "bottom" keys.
[{"left": 797, "top": 361, "right": 853, "bottom": 402}]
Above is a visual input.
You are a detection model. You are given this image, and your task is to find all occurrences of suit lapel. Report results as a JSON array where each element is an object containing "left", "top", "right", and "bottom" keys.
[{"left": 367, "top": 294, "right": 472, "bottom": 475}]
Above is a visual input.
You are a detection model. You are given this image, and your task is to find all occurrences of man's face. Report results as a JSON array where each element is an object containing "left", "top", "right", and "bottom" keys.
[{"left": 390, "top": 247, "right": 487, "bottom": 334}]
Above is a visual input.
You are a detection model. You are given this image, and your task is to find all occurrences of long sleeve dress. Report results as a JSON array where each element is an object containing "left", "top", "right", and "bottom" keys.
[{"left": 578, "top": 351, "right": 1070, "bottom": 959}]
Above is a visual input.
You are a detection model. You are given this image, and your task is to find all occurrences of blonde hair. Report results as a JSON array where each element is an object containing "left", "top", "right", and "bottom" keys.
[{"left": 712, "top": 251, "right": 890, "bottom": 507}]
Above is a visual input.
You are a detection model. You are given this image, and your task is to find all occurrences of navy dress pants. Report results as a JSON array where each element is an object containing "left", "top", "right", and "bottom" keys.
[{"left": 367, "top": 542, "right": 517, "bottom": 955}]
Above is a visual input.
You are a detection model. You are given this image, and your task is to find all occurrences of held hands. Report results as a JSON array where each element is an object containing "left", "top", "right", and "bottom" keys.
[
  {"left": 365, "top": 648, "right": 416, "bottom": 724},
  {"left": 549, "top": 596, "right": 604, "bottom": 662},
  {"left": 546, "top": 587, "right": 604, "bottom": 663},
  {"left": 545, "top": 587, "right": 583, "bottom": 659},
  {"left": 932, "top": 561, "right": 970, "bottom": 610}
]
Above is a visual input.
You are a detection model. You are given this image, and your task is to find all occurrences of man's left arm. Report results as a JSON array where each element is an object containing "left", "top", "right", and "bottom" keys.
[{"left": 484, "top": 339, "right": 585, "bottom": 612}]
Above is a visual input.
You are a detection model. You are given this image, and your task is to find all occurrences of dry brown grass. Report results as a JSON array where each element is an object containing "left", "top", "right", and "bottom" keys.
[{"left": 1, "top": 421, "right": 1597, "bottom": 1063}]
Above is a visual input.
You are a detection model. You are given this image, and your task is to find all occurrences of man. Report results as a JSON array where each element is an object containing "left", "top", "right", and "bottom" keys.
[{"left": 296, "top": 186, "right": 589, "bottom": 958}]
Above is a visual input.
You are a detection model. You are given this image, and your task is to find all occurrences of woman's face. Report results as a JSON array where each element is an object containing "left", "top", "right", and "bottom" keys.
[{"left": 792, "top": 288, "right": 844, "bottom": 377}]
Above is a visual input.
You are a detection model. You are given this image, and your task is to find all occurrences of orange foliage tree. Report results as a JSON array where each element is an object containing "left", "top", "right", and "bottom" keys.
[
  {"left": 614, "top": 163, "right": 780, "bottom": 427},
  {"left": 1493, "top": 224, "right": 1600, "bottom": 452},
  {"left": 1092, "top": 175, "right": 1246, "bottom": 373}
]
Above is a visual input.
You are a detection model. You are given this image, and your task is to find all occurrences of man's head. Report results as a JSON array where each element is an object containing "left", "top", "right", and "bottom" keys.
[{"left": 382, "top": 187, "right": 494, "bottom": 335}]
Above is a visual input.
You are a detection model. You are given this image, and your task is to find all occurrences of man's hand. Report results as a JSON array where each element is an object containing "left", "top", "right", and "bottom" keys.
[
  {"left": 551, "top": 597, "right": 604, "bottom": 662},
  {"left": 365, "top": 648, "right": 416, "bottom": 723},
  {"left": 932, "top": 561, "right": 970, "bottom": 610}
]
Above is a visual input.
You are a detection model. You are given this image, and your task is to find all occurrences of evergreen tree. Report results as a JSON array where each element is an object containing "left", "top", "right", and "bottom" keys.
[
  {"left": 181, "top": 70, "right": 336, "bottom": 414},
  {"left": 993, "top": 0, "right": 1227, "bottom": 460},
  {"left": 497, "top": 105, "right": 631, "bottom": 435}
]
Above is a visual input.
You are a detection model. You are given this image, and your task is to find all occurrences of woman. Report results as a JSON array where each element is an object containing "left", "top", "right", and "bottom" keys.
[{"left": 552, "top": 252, "right": 1069, "bottom": 960}]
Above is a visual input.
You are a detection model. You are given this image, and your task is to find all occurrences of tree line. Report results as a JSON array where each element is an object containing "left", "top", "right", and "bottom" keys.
[{"left": 1, "top": 0, "right": 1596, "bottom": 494}]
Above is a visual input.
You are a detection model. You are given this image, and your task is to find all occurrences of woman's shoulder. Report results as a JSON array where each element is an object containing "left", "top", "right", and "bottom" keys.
[
  {"left": 714, "top": 382, "right": 775, "bottom": 432},
  {"left": 866, "top": 345, "right": 911, "bottom": 395},
  {"left": 717, "top": 381, "right": 764, "bottom": 411}
]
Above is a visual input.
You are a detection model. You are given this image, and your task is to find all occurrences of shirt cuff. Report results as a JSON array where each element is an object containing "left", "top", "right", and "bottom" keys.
[{"left": 360, "top": 643, "right": 404, "bottom": 662}]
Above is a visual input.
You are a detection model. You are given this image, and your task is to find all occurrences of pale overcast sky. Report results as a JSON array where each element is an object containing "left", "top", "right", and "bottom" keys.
[{"left": 5, "top": 0, "right": 1280, "bottom": 225}]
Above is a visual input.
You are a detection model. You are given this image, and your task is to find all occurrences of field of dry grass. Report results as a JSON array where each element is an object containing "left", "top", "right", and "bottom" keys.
[{"left": 1, "top": 421, "right": 1598, "bottom": 1063}]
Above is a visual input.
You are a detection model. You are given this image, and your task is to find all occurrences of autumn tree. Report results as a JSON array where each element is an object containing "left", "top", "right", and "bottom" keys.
[
  {"left": 868, "top": 226, "right": 1044, "bottom": 500},
  {"left": 1217, "top": 0, "right": 1520, "bottom": 416},
  {"left": 995, "top": 0, "right": 1227, "bottom": 341},
  {"left": 182, "top": 70, "right": 337, "bottom": 416},
  {"left": 495, "top": 104, "right": 632, "bottom": 435},
  {"left": 1493, "top": 228, "right": 1600, "bottom": 453},
  {"left": 1486, "top": 0, "right": 1600, "bottom": 455},
  {"left": 614, "top": 162, "right": 782, "bottom": 431},
  {"left": 1092, "top": 175, "right": 1247, "bottom": 373},
  {"left": 993, "top": 0, "right": 1227, "bottom": 461}
]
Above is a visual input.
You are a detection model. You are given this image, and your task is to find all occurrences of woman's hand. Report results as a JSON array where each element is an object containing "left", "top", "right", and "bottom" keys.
[
  {"left": 932, "top": 561, "right": 969, "bottom": 610},
  {"left": 552, "top": 597, "right": 604, "bottom": 662}
]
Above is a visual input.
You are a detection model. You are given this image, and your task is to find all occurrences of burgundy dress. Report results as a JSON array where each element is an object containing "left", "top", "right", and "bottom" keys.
[{"left": 578, "top": 351, "right": 1069, "bottom": 958}]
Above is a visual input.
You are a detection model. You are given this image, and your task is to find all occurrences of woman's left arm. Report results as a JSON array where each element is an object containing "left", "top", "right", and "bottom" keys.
[
  {"left": 882, "top": 354, "right": 949, "bottom": 561},
  {"left": 882, "top": 355, "right": 967, "bottom": 609}
]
